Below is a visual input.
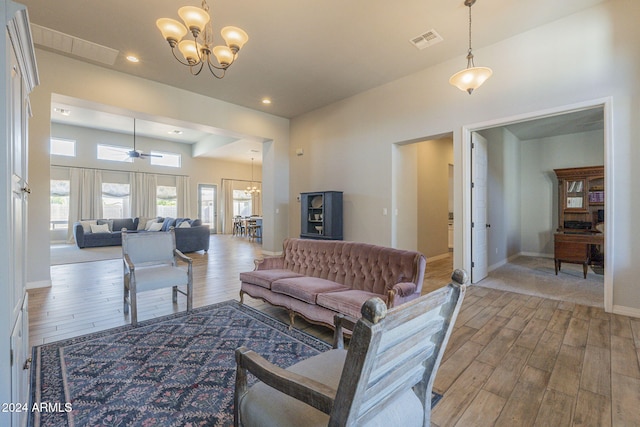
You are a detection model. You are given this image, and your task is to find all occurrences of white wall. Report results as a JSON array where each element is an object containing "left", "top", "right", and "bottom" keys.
[
  {"left": 519, "top": 130, "right": 604, "bottom": 256},
  {"left": 28, "top": 49, "right": 289, "bottom": 286},
  {"left": 289, "top": 1, "right": 640, "bottom": 314}
]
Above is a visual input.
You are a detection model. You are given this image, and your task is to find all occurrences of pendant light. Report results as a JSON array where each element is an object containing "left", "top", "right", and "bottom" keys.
[{"left": 449, "top": 0, "right": 492, "bottom": 94}]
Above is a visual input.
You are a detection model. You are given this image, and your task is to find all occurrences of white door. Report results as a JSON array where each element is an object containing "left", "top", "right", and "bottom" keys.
[
  {"left": 9, "top": 33, "right": 29, "bottom": 427},
  {"left": 198, "top": 184, "right": 217, "bottom": 234},
  {"left": 471, "top": 132, "right": 489, "bottom": 283}
]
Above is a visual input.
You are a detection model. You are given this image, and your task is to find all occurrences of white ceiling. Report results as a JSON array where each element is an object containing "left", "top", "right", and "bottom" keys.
[{"left": 30, "top": 0, "right": 607, "bottom": 160}]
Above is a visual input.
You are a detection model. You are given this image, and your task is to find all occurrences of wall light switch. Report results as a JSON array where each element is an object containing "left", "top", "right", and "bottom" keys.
[
  {"left": 276, "top": 208, "right": 279, "bottom": 214},
  {"left": 383, "top": 208, "right": 388, "bottom": 216}
]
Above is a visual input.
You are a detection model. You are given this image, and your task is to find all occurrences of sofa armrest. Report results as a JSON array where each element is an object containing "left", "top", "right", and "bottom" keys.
[
  {"left": 72, "top": 222, "right": 86, "bottom": 248},
  {"left": 392, "top": 282, "right": 418, "bottom": 297},
  {"left": 254, "top": 256, "right": 284, "bottom": 271},
  {"left": 385, "top": 282, "right": 418, "bottom": 308}
]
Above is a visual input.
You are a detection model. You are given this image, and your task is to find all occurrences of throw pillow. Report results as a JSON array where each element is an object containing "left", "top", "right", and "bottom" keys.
[
  {"left": 79, "top": 220, "right": 97, "bottom": 233},
  {"left": 148, "top": 222, "right": 163, "bottom": 232},
  {"left": 97, "top": 219, "right": 114, "bottom": 232},
  {"left": 161, "top": 217, "right": 176, "bottom": 232},
  {"left": 136, "top": 217, "right": 150, "bottom": 231},
  {"left": 177, "top": 221, "right": 191, "bottom": 228},
  {"left": 144, "top": 219, "right": 158, "bottom": 231},
  {"left": 90, "top": 223, "right": 110, "bottom": 234}
]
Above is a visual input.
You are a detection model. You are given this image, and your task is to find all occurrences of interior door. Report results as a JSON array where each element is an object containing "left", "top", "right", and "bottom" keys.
[
  {"left": 9, "top": 35, "right": 29, "bottom": 427},
  {"left": 471, "top": 132, "right": 489, "bottom": 283},
  {"left": 198, "top": 184, "right": 217, "bottom": 234}
]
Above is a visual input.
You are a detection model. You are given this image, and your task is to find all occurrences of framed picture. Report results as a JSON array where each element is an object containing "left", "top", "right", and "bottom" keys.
[{"left": 567, "top": 196, "right": 583, "bottom": 208}]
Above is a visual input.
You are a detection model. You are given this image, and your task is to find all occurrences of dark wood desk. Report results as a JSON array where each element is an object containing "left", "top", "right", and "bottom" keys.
[{"left": 554, "top": 232, "right": 604, "bottom": 278}]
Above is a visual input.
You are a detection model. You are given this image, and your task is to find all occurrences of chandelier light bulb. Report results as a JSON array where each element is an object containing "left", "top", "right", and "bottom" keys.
[
  {"left": 178, "top": 40, "right": 203, "bottom": 64},
  {"left": 156, "top": 18, "right": 188, "bottom": 47},
  {"left": 221, "top": 26, "right": 249, "bottom": 52},
  {"left": 212, "top": 45, "right": 234, "bottom": 67},
  {"left": 178, "top": 6, "right": 210, "bottom": 36}
]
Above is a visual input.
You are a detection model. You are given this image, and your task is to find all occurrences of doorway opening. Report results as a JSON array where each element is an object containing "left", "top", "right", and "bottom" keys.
[
  {"left": 465, "top": 100, "right": 611, "bottom": 310},
  {"left": 198, "top": 184, "right": 218, "bottom": 234},
  {"left": 392, "top": 134, "right": 454, "bottom": 290}
]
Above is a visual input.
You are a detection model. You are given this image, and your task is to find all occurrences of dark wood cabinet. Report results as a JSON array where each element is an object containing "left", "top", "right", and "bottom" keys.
[
  {"left": 300, "top": 191, "right": 343, "bottom": 240},
  {"left": 553, "top": 166, "right": 605, "bottom": 278},
  {"left": 555, "top": 165, "right": 604, "bottom": 231}
]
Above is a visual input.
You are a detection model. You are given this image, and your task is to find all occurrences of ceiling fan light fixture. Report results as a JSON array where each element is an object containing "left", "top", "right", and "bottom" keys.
[{"left": 450, "top": 0, "right": 492, "bottom": 94}]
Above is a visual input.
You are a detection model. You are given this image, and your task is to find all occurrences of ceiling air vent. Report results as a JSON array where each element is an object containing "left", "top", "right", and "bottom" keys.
[
  {"left": 31, "top": 23, "right": 119, "bottom": 66},
  {"left": 409, "top": 29, "right": 443, "bottom": 50}
]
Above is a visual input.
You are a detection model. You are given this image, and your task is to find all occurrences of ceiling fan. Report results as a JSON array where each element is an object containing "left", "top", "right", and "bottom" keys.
[{"left": 127, "top": 118, "right": 162, "bottom": 160}]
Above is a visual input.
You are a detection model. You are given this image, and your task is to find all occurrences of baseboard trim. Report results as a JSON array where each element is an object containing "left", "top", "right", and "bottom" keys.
[
  {"left": 261, "top": 250, "right": 283, "bottom": 257},
  {"left": 612, "top": 305, "right": 640, "bottom": 319},
  {"left": 429, "top": 253, "right": 451, "bottom": 262},
  {"left": 519, "top": 252, "right": 554, "bottom": 259},
  {"left": 27, "top": 280, "right": 52, "bottom": 289}
]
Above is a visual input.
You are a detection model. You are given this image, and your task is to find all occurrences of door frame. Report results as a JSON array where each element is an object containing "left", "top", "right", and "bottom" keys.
[{"left": 460, "top": 97, "right": 613, "bottom": 312}]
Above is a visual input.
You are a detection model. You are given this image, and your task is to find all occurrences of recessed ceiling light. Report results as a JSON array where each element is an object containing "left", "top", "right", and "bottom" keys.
[
  {"left": 168, "top": 130, "right": 183, "bottom": 135},
  {"left": 126, "top": 55, "right": 140, "bottom": 63},
  {"left": 53, "top": 107, "right": 71, "bottom": 116},
  {"left": 261, "top": 98, "right": 272, "bottom": 105}
]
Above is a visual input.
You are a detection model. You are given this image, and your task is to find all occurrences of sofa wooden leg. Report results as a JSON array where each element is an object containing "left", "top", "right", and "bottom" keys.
[
  {"left": 239, "top": 290, "right": 244, "bottom": 304},
  {"left": 288, "top": 311, "right": 296, "bottom": 329}
]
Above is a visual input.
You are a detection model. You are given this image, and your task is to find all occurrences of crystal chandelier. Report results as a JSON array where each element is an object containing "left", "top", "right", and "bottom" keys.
[
  {"left": 245, "top": 158, "right": 261, "bottom": 195},
  {"left": 156, "top": 0, "right": 248, "bottom": 78},
  {"left": 449, "top": 0, "right": 492, "bottom": 94}
]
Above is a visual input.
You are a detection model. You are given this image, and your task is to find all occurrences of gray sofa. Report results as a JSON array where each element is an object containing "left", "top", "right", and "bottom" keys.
[
  {"left": 239, "top": 238, "right": 426, "bottom": 330},
  {"left": 73, "top": 217, "right": 210, "bottom": 253}
]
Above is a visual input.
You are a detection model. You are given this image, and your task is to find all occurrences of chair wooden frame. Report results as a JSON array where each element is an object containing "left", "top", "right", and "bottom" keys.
[
  {"left": 234, "top": 269, "right": 468, "bottom": 426},
  {"left": 122, "top": 228, "right": 193, "bottom": 326}
]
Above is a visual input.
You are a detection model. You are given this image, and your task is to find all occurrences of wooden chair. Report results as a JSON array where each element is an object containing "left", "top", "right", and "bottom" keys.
[
  {"left": 122, "top": 228, "right": 193, "bottom": 326},
  {"left": 234, "top": 269, "right": 468, "bottom": 427},
  {"left": 233, "top": 216, "right": 243, "bottom": 236}
]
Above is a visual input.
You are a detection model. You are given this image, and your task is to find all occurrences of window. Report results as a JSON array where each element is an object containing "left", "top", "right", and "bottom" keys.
[
  {"left": 50, "top": 180, "right": 70, "bottom": 230},
  {"left": 233, "top": 190, "right": 252, "bottom": 217},
  {"left": 157, "top": 185, "right": 177, "bottom": 218},
  {"left": 150, "top": 151, "right": 181, "bottom": 168},
  {"left": 50, "top": 138, "right": 76, "bottom": 157},
  {"left": 102, "top": 183, "right": 131, "bottom": 219},
  {"left": 97, "top": 144, "right": 133, "bottom": 162}
]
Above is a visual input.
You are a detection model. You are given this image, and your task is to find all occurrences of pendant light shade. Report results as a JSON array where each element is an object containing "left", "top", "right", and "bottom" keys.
[
  {"left": 450, "top": 0, "right": 492, "bottom": 94},
  {"left": 449, "top": 66, "right": 493, "bottom": 95}
]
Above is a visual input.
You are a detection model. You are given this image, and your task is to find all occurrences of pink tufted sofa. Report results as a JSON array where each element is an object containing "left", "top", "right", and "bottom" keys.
[{"left": 239, "top": 238, "right": 427, "bottom": 329}]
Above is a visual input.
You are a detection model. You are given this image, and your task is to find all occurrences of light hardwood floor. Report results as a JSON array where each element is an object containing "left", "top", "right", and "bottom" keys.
[{"left": 30, "top": 236, "right": 640, "bottom": 426}]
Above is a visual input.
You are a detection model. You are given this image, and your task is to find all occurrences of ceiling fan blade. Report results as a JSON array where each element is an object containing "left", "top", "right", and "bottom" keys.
[{"left": 140, "top": 152, "right": 163, "bottom": 158}]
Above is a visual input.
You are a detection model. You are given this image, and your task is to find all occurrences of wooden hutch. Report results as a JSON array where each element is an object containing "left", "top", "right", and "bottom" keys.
[{"left": 553, "top": 166, "right": 604, "bottom": 278}]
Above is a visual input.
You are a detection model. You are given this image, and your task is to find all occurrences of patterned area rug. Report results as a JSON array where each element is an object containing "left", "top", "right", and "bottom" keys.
[
  {"left": 30, "top": 300, "right": 443, "bottom": 426},
  {"left": 29, "top": 301, "right": 331, "bottom": 427}
]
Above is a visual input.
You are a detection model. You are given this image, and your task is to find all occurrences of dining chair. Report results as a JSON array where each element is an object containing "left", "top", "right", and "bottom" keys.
[{"left": 122, "top": 228, "right": 193, "bottom": 326}]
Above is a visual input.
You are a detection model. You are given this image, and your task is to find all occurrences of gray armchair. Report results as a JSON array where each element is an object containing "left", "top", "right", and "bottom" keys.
[
  {"left": 122, "top": 228, "right": 193, "bottom": 326},
  {"left": 234, "top": 270, "right": 468, "bottom": 427}
]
